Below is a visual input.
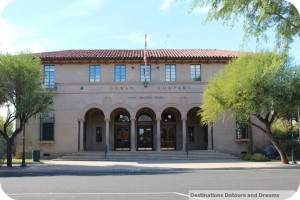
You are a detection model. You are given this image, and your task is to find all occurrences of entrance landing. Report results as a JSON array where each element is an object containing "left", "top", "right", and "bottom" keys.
[{"left": 56, "top": 150, "right": 239, "bottom": 161}]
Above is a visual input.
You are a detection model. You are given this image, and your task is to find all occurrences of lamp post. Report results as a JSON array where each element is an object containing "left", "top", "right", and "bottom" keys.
[
  {"left": 20, "top": 122, "right": 27, "bottom": 167},
  {"left": 291, "top": 117, "right": 297, "bottom": 164}
]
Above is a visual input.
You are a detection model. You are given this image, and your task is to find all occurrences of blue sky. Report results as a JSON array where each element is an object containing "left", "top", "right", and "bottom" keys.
[
  {"left": 0, "top": 0, "right": 299, "bottom": 118},
  {"left": 0, "top": 0, "right": 299, "bottom": 61}
]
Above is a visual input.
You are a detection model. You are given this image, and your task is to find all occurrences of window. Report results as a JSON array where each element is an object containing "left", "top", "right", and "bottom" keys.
[
  {"left": 165, "top": 64, "right": 176, "bottom": 82},
  {"left": 44, "top": 65, "right": 55, "bottom": 90},
  {"left": 190, "top": 64, "right": 201, "bottom": 81},
  {"left": 89, "top": 65, "right": 100, "bottom": 82},
  {"left": 40, "top": 115, "right": 55, "bottom": 141},
  {"left": 236, "top": 121, "right": 249, "bottom": 139},
  {"left": 115, "top": 65, "right": 126, "bottom": 82},
  {"left": 140, "top": 64, "right": 151, "bottom": 82},
  {"left": 138, "top": 114, "right": 152, "bottom": 122},
  {"left": 115, "top": 114, "right": 130, "bottom": 122}
]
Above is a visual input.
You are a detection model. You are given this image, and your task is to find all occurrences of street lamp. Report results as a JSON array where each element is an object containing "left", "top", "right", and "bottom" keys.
[
  {"left": 20, "top": 121, "right": 27, "bottom": 167},
  {"left": 290, "top": 117, "right": 297, "bottom": 164}
]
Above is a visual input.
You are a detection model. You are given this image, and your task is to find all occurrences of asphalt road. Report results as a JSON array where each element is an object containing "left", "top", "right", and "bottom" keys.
[{"left": 1, "top": 169, "right": 300, "bottom": 200}]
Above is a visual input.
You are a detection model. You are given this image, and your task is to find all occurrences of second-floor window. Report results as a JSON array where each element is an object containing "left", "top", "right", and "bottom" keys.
[
  {"left": 236, "top": 120, "right": 249, "bottom": 139},
  {"left": 115, "top": 65, "right": 126, "bottom": 82},
  {"left": 165, "top": 64, "right": 176, "bottom": 82},
  {"left": 89, "top": 65, "right": 100, "bottom": 82},
  {"left": 140, "top": 64, "right": 151, "bottom": 82},
  {"left": 190, "top": 64, "right": 201, "bottom": 81},
  {"left": 44, "top": 65, "right": 55, "bottom": 90}
]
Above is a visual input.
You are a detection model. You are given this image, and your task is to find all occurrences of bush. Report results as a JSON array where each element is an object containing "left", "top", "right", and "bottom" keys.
[{"left": 241, "top": 153, "right": 270, "bottom": 162}]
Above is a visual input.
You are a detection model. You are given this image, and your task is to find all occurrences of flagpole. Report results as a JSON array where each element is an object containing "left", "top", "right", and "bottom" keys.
[{"left": 143, "top": 34, "right": 148, "bottom": 88}]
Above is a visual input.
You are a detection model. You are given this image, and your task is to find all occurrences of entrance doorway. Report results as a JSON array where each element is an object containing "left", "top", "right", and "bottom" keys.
[
  {"left": 114, "top": 113, "right": 130, "bottom": 151},
  {"left": 161, "top": 126, "right": 176, "bottom": 150},
  {"left": 114, "top": 126, "right": 130, "bottom": 151},
  {"left": 84, "top": 108, "right": 105, "bottom": 151},
  {"left": 161, "top": 113, "right": 176, "bottom": 150},
  {"left": 136, "top": 114, "right": 153, "bottom": 151},
  {"left": 137, "top": 127, "right": 153, "bottom": 150}
]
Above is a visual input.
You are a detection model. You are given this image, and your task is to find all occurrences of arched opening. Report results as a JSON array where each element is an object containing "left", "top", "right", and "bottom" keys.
[
  {"left": 161, "top": 108, "right": 181, "bottom": 150},
  {"left": 84, "top": 108, "right": 105, "bottom": 151},
  {"left": 136, "top": 108, "right": 156, "bottom": 151},
  {"left": 110, "top": 108, "right": 131, "bottom": 151},
  {"left": 137, "top": 114, "right": 153, "bottom": 151},
  {"left": 187, "top": 107, "right": 208, "bottom": 150}
]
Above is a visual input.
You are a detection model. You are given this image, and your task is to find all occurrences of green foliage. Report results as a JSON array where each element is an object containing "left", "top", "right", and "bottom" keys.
[
  {"left": 272, "top": 119, "right": 299, "bottom": 140},
  {"left": 199, "top": 51, "right": 300, "bottom": 164},
  {"left": 200, "top": 52, "right": 300, "bottom": 125},
  {"left": 190, "top": 0, "right": 300, "bottom": 50},
  {"left": 241, "top": 153, "right": 270, "bottom": 162},
  {"left": 0, "top": 52, "right": 53, "bottom": 167}
]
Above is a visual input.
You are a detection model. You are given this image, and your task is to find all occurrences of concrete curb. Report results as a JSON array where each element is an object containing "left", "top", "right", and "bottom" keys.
[{"left": 0, "top": 160, "right": 299, "bottom": 174}]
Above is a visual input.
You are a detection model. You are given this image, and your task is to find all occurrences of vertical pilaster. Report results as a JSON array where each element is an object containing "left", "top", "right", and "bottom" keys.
[
  {"left": 79, "top": 119, "right": 84, "bottom": 152},
  {"left": 131, "top": 118, "right": 136, "bottom": 151},
  {"left": 182, "top": 117, "right": 187, "bottom": 151},
  {"left": 156, "top": 117, "right": 161, "bottom": 151},
  {"left": 207, "top": 122, "right": 213, "bottom": 150},
  {"left": 105, "top": 118, "right": 110, "bottom": 151}
]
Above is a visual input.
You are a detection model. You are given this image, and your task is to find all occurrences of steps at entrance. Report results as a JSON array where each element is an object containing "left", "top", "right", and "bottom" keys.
[{"left": 56, "top": 150, "right": 239, "bottom": 161}]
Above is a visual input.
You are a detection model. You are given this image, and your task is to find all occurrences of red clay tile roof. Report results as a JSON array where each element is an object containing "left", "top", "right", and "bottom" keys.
[{"left": 36, "top": 49, "right": 239, "bottom": 61}]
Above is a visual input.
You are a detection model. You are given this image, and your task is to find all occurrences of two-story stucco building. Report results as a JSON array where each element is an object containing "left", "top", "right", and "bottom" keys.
[{"left": 16, "top": 49, "right": 270, "bottom": 158}]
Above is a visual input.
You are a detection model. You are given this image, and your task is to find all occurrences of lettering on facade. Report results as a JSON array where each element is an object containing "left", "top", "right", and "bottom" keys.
[
  {"left": 157, "top": 86, "right": 191, "bottom": 90},
  {"left": 109, "top": 86, "right": 134, "bottom": 91},
  {"left": 109, "top": 85, "right": 192, "bottom": 91},
  {"left": 128, "top": 96, "right": 164, "bottom": 100}
]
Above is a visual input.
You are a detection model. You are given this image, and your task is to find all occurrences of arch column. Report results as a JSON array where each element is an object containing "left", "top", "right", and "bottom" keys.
[
  {"left": 208, "top": 122, "right": 213, "bottom": 150},
  {"left": 182, "top": 117, "right": 187, "bottom": 151},
  {"left": 156, "top": 117, "right": 161, "bottom": 151},
  {"left": 79, "top": 119, "right": 85, "bottom": 152},
  {"left": 105, "top": 118, "right": 110, "bottom": 151},
  {"left": 130, "top": 118, "right": 136, "bottom": 151}
]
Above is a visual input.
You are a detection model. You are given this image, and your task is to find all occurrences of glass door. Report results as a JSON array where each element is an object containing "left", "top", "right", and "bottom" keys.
[
  {"left": 161, "top": 126, "right": 176, "bottom": 150},
  {"left": 114, "top": 127, "right": 130, "bottom": 150},
  {"left": 137, "top": 127, "right": 153, "bottom": 151}
]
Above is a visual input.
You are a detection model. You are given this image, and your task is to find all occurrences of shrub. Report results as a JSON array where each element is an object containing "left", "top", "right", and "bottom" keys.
[{"left": 241, "top": 153, "right": 270, "bottom": 162}]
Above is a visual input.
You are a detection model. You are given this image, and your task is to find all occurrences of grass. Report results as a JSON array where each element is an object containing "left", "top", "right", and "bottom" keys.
[{"left": 2, "top": 159, "right": 44, "bottom": 164}]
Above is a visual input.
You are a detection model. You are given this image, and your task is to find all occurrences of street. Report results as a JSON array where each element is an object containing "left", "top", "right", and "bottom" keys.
[{"left": 1, "top": 169, "right": 300, "bottom": 200}]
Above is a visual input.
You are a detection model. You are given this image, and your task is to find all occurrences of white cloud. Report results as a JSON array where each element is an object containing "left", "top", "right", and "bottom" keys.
[
  {"left": 159, "top": 0, "right": 174, "bottom": 12},
  {"left": 0, "top": 0, "right": 15, "bottom": 15},
  {"left": 0, "top": 19, "right": 21, "bottom": 53}
]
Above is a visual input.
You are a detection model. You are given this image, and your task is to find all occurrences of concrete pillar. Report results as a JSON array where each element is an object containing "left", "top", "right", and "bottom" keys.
[
  {"left": 79, "top": 119, "right": 84, "bottom": 152},
  {"left": 131, "top": 118, "right": 136, "bottom": 151},
  {"left": 105, "top": 118, "right": 110, "bottom": 151},
  {"left": 207, "top": 122, "right": 213, "bottom": 150},
  {"left": 156, "top": 117, "right": 161, "bottom": 151},
  {"left": 182, "top": 117, "right": 187, "bottom": 151}
]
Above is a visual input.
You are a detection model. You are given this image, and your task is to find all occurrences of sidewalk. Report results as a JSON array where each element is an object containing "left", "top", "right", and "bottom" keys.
[{"left": 1, "top": 159, "right": 300, "bottom": 174}]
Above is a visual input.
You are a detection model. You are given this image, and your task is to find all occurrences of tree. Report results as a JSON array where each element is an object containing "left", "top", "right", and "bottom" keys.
[
  {"left": 0, "top": 52, "right": 53, "bottom": 167},
  {"left": 190, "top": 0, "right": 300, "bottom": 50},
  {"left": 200, "top": 52, "right": 300, "bottom": 164}
]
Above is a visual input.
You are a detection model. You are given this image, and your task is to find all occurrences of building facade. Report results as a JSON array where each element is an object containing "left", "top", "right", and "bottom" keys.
[{"left": 16, "top": 49, "right": 270, "bottom": 158}]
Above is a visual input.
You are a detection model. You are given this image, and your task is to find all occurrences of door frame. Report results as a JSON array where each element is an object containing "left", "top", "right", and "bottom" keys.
[{"left": 137, "top": 126, "right": 153, "bottom": 151}]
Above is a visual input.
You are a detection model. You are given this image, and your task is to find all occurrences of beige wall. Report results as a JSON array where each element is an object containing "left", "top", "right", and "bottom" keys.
[{"left": 15, "top": 61, "right": 270, "bottom": 158}]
